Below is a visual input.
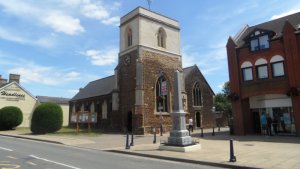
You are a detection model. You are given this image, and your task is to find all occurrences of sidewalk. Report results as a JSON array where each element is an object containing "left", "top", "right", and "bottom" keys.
[{"left": 1, "top": 127, "right": 299, "bottom": 169}]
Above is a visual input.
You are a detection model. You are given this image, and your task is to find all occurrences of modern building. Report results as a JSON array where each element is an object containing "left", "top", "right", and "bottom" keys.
[
  {"left": 69, "top": 7, "right": 220, "bottom": 134},
  {"left": 0, "top": 74, "right": 70, "bottom": 127},
  {"left": 226, "top": 12, "right": 300, "bottom": 136}
]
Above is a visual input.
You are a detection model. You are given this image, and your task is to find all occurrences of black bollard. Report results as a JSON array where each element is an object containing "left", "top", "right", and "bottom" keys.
[
  {"left": 201, "top": 128, "right": 204, "bottom": 137},
  {"left": 229, "top": 139, "right": 236, "bottom": 162},
  {"left": 212, "top": 127, "right": 215, "bottom": 136},
  {"left": 125, "top": 133, "right": 130, "bottom": 149},
  {"left": 160, "top": 124, "right": 163, "bottom": 136},
  {"left": 153, "top": 128, "right": 157, "bottom": 144},
  {"left": 130, "top": 132, "right": 134, "bottom": 146}
]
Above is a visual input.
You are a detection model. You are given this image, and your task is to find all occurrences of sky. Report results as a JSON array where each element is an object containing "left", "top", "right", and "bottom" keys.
[{"left": 1, "top": 0, "right": 300, "bottom": 98}]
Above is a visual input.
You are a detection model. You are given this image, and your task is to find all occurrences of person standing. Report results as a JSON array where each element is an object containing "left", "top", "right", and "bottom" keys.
[
  {"left": 188, "top": 117, "right": 194, "bottom": 132},
  {"left": 261, "top": 113, "right": 267, "bottom": 135},
  {"left": 272, "top": 118, "right": 278, "bottom": 135},
  {"left": 267, "top": 115, "right": 273, "bottom": 136}
]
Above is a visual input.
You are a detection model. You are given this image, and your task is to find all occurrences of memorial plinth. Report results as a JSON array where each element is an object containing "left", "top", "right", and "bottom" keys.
[{"left": 159, "top": 70, "right": 201, "bottom": 152}]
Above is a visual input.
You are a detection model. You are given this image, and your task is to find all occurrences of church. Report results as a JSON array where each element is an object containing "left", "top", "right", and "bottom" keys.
[{"left": 69, "top": 7, "right": 219, "bottom": 134}]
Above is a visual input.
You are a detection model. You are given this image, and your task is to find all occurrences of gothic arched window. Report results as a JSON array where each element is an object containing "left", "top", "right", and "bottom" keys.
[
  {"left": 157, "top": 28, "right": 166, "bottom": 48},
  {"left": 156, "top": 75, "right": 168, "bottom": 112},
  {"left": 126, "top": 28, "right": 132, "bottom": 47},
  {"left": 193, "top": 82, "right": 202, "bottom": 106}
]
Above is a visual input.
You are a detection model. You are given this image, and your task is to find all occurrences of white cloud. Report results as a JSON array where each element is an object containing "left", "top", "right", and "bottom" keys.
[
  {"left": 270, "top": 8, "right": 300, "bottom": 20},
  {"left": 82, "top": 48, "right": 118, "bottom": 66},
  {"left": 182, "top": 45, "right": 227, "bottom": 75},
  {"left": 102, "top": 16, "right": 120, "bottom": 26},
  {"left": 42, "top": 11, "right": 85, "bottom": 35},
  {"left": 8, "top": 61, "right": 80, "bottom": 86},
  {"left": 0, "top": 27, "right": 54, "bottom": 48},
  {"left": 81, "top": 2, "right": 109, "bottom": 20}
]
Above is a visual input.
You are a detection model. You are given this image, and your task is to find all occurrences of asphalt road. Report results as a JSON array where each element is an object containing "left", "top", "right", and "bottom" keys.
[{"left": 0, "top": 135, "right": 226, "bottom": 169}]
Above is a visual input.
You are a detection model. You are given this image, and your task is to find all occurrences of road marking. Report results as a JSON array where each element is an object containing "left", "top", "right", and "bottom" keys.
[
  {"left": 0, "top": 163, "right": 20, "bottom": 169},
  {"left": 7, "top": 156, "right": 17, "bottom": 159},
  {"left": 29, "top": 155, "right": 81, "bottom": 169},
  {"left": 0, "top": 146, "right": 13, "bottom": 151},
  {"left": 26, "top": 161, "right": 36, "bottom": 166}
]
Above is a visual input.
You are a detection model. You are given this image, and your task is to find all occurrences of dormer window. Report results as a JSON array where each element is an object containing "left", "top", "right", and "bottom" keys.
[{"left": 247, "top": 30, "right": 272, "bottom": 52}]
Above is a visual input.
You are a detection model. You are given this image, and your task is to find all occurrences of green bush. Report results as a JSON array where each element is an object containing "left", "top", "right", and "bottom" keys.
[
  {"left": 0, "top": 106, "right": 23, "bottom": 130},
  {"left": 31, "top": 102, "right": 63, "bottom": 134}
]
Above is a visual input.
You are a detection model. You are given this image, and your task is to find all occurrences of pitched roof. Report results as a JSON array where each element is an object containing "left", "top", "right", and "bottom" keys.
[
  {"left": 0, "top": 81, "right": 37, "bottom": 101},
  {"left": 235, "top": 12, "right": 300, "bottom": 48},
  {"left": 36, "top": 96, "right": 70, "bottom": 105},
  {"left": 183, "top": 65, "right": 215, "bottom": 95},
  {"left": 70, "top": 75, "right": 115, "bottom": 101}
]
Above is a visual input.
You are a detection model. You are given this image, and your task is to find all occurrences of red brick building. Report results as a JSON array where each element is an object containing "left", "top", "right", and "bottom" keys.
[
  {"left": 69, "top": 7, "right": 218, "bottom": 134},
  {"left": 226, "top": 12, "right": 300, "bottom": 136}
]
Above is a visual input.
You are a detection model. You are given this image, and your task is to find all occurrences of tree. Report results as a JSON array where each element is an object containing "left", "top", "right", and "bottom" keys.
[
  {"left": 0, "top": 106, "right": 23, "bottom": 130},
  {"left": 214, "top": 82, "right": 232, "bottom": 125},
  {"left": 31, "top": 103, "right": 63, "bottom": 134}
]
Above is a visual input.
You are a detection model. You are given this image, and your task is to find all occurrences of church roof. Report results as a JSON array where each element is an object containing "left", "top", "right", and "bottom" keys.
[
  {"left": 37, "top": 96, "right": 70, "bottom": 105},
  {"left": 70, "top": 75, "right": 115, "bottom": 101},
  {"left": 235, "top": 12, "right": 300, "bottom": 48},
  {"left": 183, "top": 65, "right": 215, "bottom": 95}
]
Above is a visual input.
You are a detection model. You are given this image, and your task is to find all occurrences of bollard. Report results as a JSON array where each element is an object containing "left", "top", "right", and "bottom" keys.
[
  {"left": 201, "top": 128, "right": 204, "bottom": 137},
  {"left": 125, "top": 133, "right": 130, "bottom": 149},
  {"left": 229, "top": 139, "right": 236, "bottom": 162},
  {"left": 160, "top": 124, "right": 163, "bottom": 136},
  {"left": 153, "top": 128, "right": 157, "bottom": 144},
  {"left": 130, "top": 132, "right": 134, "bottom": 146},
  {"left": 212, "top": 127, "right": 215, "bottom": 136}
]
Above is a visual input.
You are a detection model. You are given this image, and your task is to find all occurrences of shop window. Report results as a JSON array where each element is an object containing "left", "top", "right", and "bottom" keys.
[
  {"left": 193, "top": 82, "right": 202, "bottom": 106},
  {"left": 156, "top": 75, "right": 168, "bottom": 112}
]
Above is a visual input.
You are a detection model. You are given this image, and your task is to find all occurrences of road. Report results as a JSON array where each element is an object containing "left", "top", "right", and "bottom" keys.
[{"left": 0, "top": 135, "right": 228, "bottom": 169}]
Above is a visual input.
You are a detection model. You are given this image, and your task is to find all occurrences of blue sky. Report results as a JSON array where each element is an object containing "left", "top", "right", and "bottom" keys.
[{"left": 1, "top": 0, "right": 300, "bottom": 98}]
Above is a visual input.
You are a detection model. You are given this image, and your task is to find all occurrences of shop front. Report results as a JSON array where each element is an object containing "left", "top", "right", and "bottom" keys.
[{"left": 250, "top": 94, "right": 296, "bottom": 136}]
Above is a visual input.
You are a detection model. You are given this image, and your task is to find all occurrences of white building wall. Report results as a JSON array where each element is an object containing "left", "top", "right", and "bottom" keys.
[{"left": 0, "top": 83, "right": 38, "bottom": 127}]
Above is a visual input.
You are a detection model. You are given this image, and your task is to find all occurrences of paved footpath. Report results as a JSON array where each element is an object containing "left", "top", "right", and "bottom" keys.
[{"left": 1, "top": 127, "right": 299, "bottom": 169}]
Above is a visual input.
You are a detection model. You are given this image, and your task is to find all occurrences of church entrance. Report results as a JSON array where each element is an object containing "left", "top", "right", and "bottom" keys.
[
  {"left": 127, "top": 111, "right": 133, "bottom": 133},
  {"left": 196, "top": 112, "right": 201, "bottom": 128}
]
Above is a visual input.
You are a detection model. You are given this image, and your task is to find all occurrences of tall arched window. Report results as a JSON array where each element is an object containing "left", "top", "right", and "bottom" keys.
[
  {"left": 193, "top": 82, "right": 202, "bottom": 106},
  {"left": 157, "top": 28, "right": 166, "bottom": 48},
  {"left": 102, "top": 101, "right": 107, "bottom": 119},
  {"left": 156, "top": 75, "right": 168, "bottom": 112},
  {"left": 126, "top": 27, "right": 132, "bottom": 47}
]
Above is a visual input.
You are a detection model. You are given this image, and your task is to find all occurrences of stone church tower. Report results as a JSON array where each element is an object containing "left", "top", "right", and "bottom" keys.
[{"left": 116, "top": 7, "right": 183, "bottom": 134}]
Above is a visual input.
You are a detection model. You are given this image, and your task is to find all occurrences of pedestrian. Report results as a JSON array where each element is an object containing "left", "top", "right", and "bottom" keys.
[
  {"left": 261, "top": 113, "right": 267, "bottom": 135},
  {"left": 266, "top": 115, "right": 273, "bottom": 136},
  {"left": 272, "top": 118, "right": 278, "bottom": 135},
  {"left": 189, "top": 117, "right": 193, "bottom": 132}
]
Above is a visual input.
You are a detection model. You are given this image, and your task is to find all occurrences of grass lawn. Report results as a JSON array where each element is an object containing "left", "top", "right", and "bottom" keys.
[{"left": 14, "top": 127, "right": 103, "bottom": 136}]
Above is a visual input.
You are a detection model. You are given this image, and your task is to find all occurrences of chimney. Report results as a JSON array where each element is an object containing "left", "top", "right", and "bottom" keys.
[
  {"left": 9, "top": 74, "right": 20, "bottom": 84},
  {"left": 0, "top": 77, "right": 8, "bottom": 86}
]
